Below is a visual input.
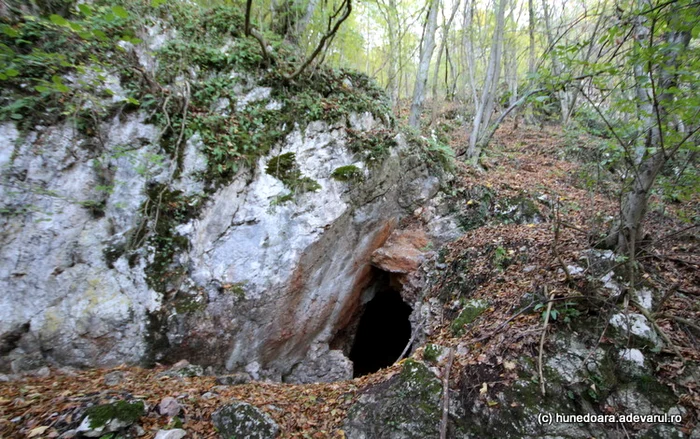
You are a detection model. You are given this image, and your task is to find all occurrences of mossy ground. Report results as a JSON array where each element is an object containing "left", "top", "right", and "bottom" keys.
[{"left": 84, "top": 400, "right": 145, "bottom": 429}]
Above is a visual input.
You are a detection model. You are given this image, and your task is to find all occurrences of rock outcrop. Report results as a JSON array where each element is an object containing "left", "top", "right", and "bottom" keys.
[{"left": 343, "top": 359, "right": 467, "bottom": 438}]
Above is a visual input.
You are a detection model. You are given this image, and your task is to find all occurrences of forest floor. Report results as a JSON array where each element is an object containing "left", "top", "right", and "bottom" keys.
[{"left": 1, "top": 121, "right": 698, "bottom": 439}]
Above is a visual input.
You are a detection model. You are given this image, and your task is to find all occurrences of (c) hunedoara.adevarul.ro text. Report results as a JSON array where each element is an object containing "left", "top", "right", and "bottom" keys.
[{"left": 537, "top": 413, "right": 683, "bottom": 425}]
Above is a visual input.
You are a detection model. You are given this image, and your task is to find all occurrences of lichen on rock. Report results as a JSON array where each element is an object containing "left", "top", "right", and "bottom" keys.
[
  {"left": 211, "top": 401, "right": 280, "bottom": 439},
  {"left": 343, "top": 359, "right": 467, "bottom": 438}
]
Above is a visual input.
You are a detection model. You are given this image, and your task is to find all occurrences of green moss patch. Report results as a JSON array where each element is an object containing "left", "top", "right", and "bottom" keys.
[
  {"left": 451, "top": 299, "right": 489, "bottom": 336},
  {"left": 266, "top": 152, "right": 320, "bottom": 194},
  {"left": 84, "top": 400, "right": 145, "bottom": 429},
  {"left": 331, "top": 165, "right": 363, "bottom": 182}
]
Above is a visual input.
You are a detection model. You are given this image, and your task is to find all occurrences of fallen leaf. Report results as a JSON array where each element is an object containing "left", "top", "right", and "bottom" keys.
[{"left": 28, "top": 426, "right": 50, "bottom": 438}]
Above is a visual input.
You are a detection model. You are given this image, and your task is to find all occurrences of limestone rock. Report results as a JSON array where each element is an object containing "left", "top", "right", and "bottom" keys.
[
  {"left": 216, "top": 372, "right": 251, "bottom": 386},
  {"left": 371, "top": 229, "right": 429, "bottom": 275},
  {"left": 159, "top": 363, "right": 205, "bottom": 378},
  {"left": 284, "top": 348, "right": 352, "bottom": 384},
  {"left": 618, "top": 348, "right": 647, "bottom": 377},
  {"left": 159, "top": 396, "right": 182, "bottom": 417},
  {"left": 609, "top": 313, "right": 663, "bottom": 348},
  {"left": 104, "top": 371, "right": 125, "bottom": 386},
  {"left": 154, "top": 428, "right": 187, "bottom": 439},
  {"left": 211, "top": 401, "right": 279, "bottom": 439},
  {"left": 76, "top": 400, "right": 145, "bottom": 438},
  {"left": 343, "top": 359, "right": 466, "bottom": 438},
  {"left": 1, "top": 76, "right": 436, "bottom": 382}
]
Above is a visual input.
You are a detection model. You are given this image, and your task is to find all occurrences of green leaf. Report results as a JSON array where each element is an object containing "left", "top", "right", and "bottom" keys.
[
  {"left": 125, "top": 97, "right": 140, "bottom": 105},
  {"left": 92, "top": 29, "right": 107, "bottom": 41},
  {"left": 10, "top": 113, "right": 23, "bottom": 120},
  {"left": 151, "top": 0, "right": 166, "bottom": 6},
  {"left": 54, "top": 83, "right": 70, "bottom": 93},
  {"left": 49, "top": 14, "right": 69, "bottom": 26},
  {"left": 1, "top": 25, "right": 19, "bottom": 38},
  {"left": 34, "top": 85, "right": 51, "bottom": 93},
  {"left": 51, "top": 75, "right": 63, "bottom": 85},
  {"left": 69, "top": 22, "right": 84, "bottom": 32},
  {"left": 4, "top": 68, "right": 19, "bottom": 77},
  {"left": 111, "top": 5, "right": 129, "bottom": 19},
  {"left": 78, "top": 4, "right": 93, "bottom": 16}
]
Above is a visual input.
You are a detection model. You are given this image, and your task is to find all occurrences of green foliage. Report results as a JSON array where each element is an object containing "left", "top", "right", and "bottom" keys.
[
  {"left": 345, "top": 127, "right": 394, "bottom": 164},
  {"left": 492, "top": 245, "right": 508, "bottom": 269},
  {"left": 422, "top": 344, "right": 441, "bottom": 363},
  {"left": 138, "top": 185, "right": 202, "bottom": 293},
  {"left": 0, "top": 3, "right": 142, "bottom": 128},
  {"left": 534, "top": 301, "right": 581, "bottom": 324}
]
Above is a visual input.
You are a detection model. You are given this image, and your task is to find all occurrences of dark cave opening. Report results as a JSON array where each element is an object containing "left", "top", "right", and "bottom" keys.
[{"left": 347, "top": 274, "right": 413, "bottom": 377}]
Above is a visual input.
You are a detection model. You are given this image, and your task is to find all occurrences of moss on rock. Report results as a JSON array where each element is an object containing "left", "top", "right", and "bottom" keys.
[
  {"left": 83, "top": 400, "right": 145, "bottom": 430},
  {"left": 330, "top": 165, "right": 363, "bottom": 182},
  {"left": 451, "top": 299, "right": 488, "bottom": 336}
]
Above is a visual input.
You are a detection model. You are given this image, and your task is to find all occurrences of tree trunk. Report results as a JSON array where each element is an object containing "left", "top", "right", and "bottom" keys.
[
  {"left": 409, "top": 0, "right": 440, "bottom": 128},
  {"left": 608, "top": 3, "right": 695, "bottom": 255},
  {"left": 466, "top": 0, "right": 507, "bottom": 160},
  {"left": 430, "top": 0, "right": 461, "bottom": 124},
  {"left": 541, "top": 0, "right": 571, "bottom": 124}
]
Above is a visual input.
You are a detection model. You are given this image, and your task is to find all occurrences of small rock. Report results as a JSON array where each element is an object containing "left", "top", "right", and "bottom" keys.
[
  {"left": 201, "top": 392, "right": 216, "bottom": 400},
  {"left": 57, "top": 366, "right": 79, "bottom": 377},
  {"left": 371, "top": 229, "right": 429, "bottom": 276},
  {"left": 211, "top": 401, "right": 280, "bottom": 439},
  {"left": 633, "top": 288, "right": 653, "bottom": 310},
  {"left": 159, "top": 396, "right": 182, "bottom": 417},
  {"left": 609, "top": 313, "right": 662, "bottom": 347},
  {"left": 216, "top": 373, "right": 251, "bottom": 386},
  {"left": 104, "top": 371, "right": 125, "bottom": 386},
  {"left": 30, "top": 366, "right": 50, "bottom": 378},
  {"left": 618, "top": 348, "right": 647, "bottom": 377},
  {"left": 171, "top": 359, "right": 190, "bottom": 370},
  {"left": 159, "top": 362, "right": 205, "bottom": 378},
  {"left": 154, "top": 429, "right": 187, "bottom": 439}
]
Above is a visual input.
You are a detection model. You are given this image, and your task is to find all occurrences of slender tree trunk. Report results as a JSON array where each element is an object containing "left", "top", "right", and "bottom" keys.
[
  {"left": 542, "top": 0, "right": 571, "bottom": 124},
  {"left": 462, "top": 0, "right": 479, "bottom": 107},
  {"left": 430, "top": 0, "right": 461, "bottom": 124},
  {"left": 523, "top": 0, "right": 537, "bottom": 124},
  {"left": 466, "top": 0, "right": 507, "bottom": 160},
  {"left": 409, "top": 0, "right": 440, "bottom": 128},
  {"left": 291, "top": 0, "right": 319, "bottom": 41},
  {"left": 565, "top": 0, "right": 608, "bottom": 123},
  {"left": 608, "top": 4, "right": 694, "bottom": 255}
]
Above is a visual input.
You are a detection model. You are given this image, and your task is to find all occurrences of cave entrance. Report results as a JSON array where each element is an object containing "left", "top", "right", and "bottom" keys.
[{"left": 345, "top": 271, "right": 412, "bottom": 377}]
